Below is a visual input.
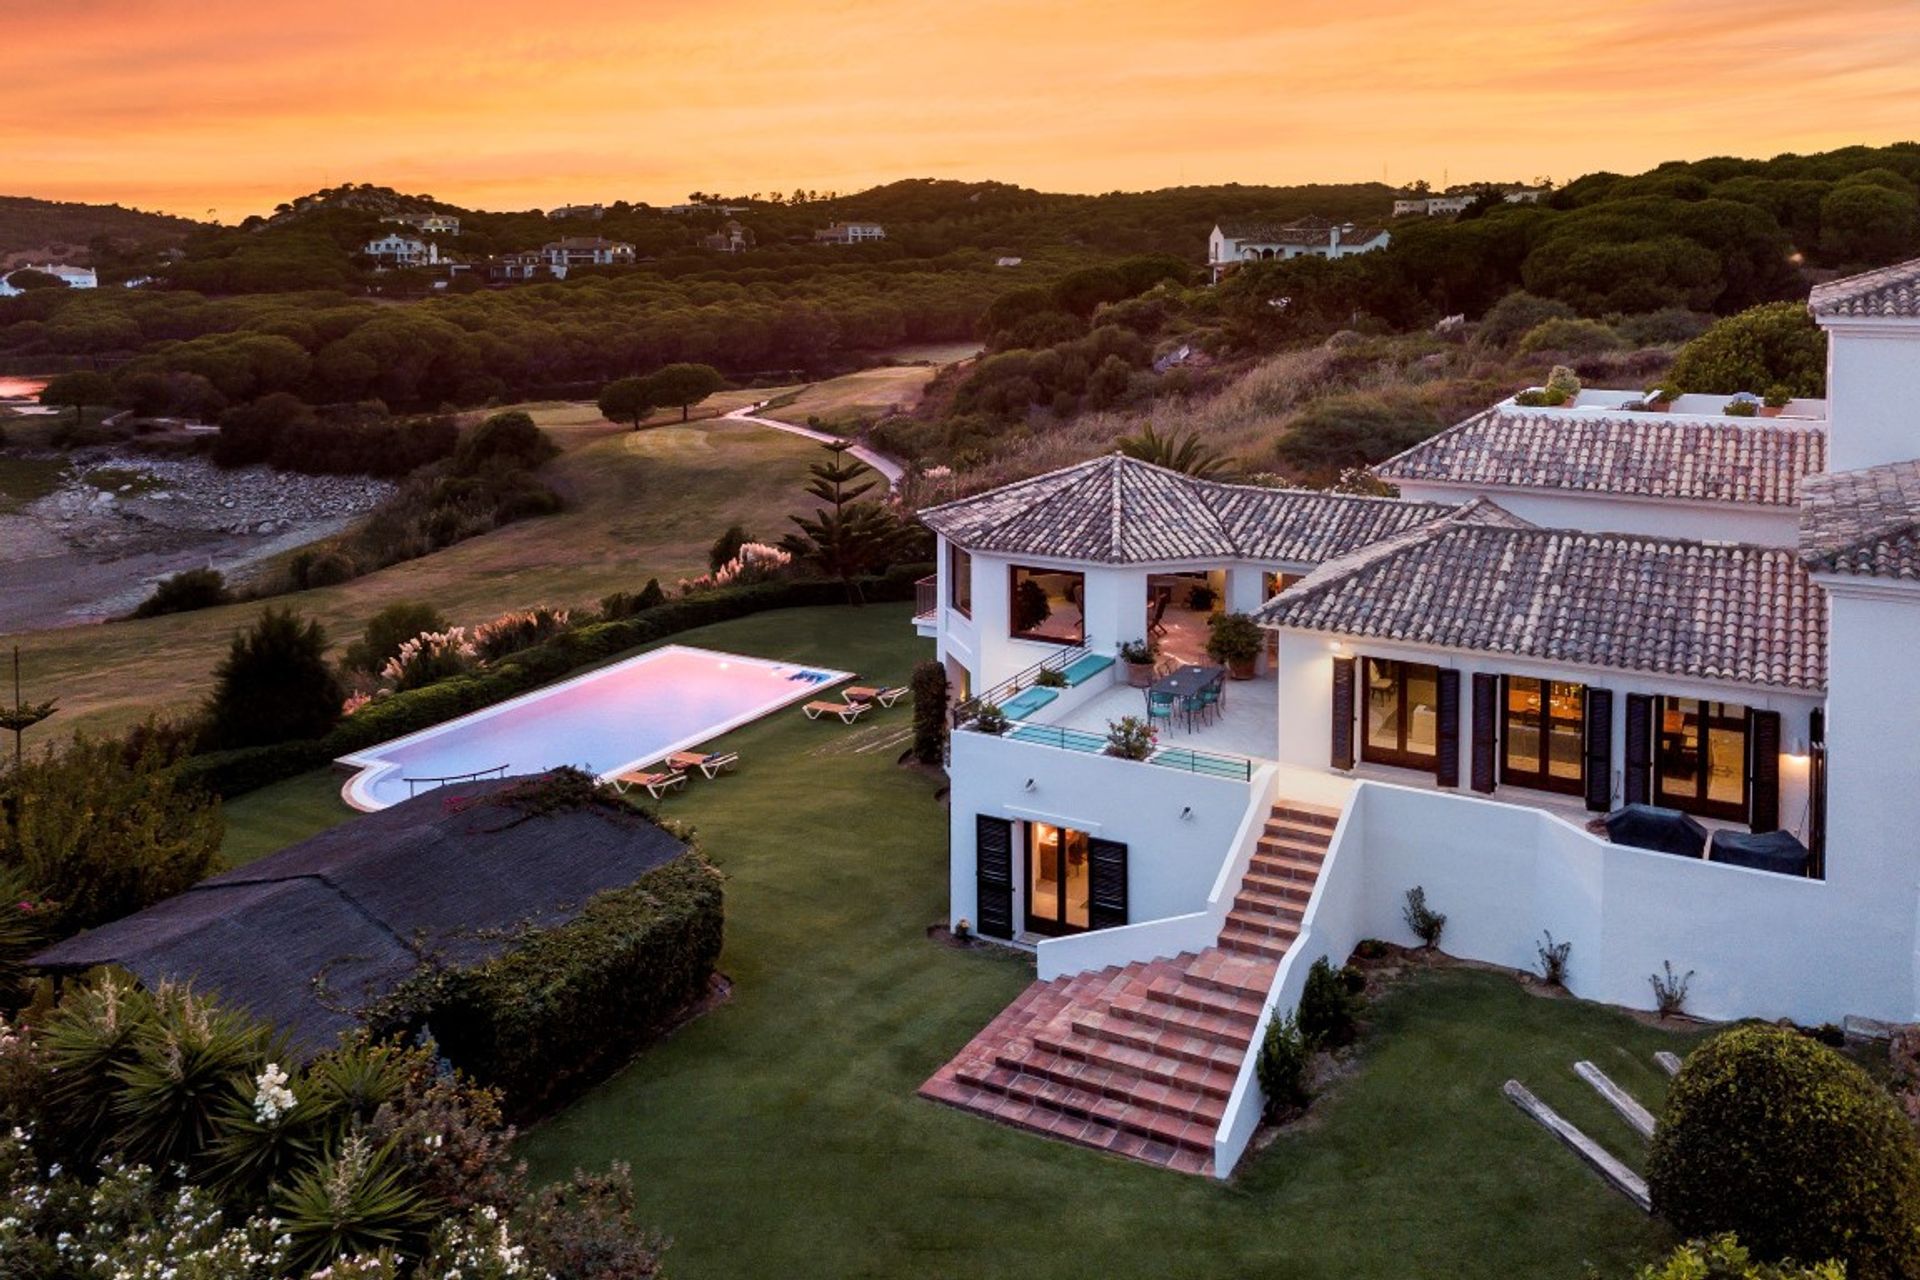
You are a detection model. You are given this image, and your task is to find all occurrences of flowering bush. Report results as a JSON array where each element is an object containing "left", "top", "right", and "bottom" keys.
[
  {"left": 471, "top": 609, "right": 571, "bottom": 663},
  {"left": 381, "top": 629, "right": 478, "bottom": 693},
  {"left": 1105, "top": 715, "right": 1158, "bottom": 761},
  {"left": 676, "top": 542, "right": 792, "bottom": 596}
]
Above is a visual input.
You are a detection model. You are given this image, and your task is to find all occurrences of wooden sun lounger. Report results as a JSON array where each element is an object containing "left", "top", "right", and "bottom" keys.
[
  {"left": 611, "top": 768, "right": 687, "bottom": 798},
  {"left": 804, "top": 699, "right": 871, "bottom": 723},
  {"left": 843, "top": 685, "right": 908, "bottom": 708},
  {"left": 667, "top": 750, "right": 739, "bottom": 778}
]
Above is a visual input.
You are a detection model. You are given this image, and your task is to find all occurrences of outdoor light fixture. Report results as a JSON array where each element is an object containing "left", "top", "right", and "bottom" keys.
[
  {"left": 1023, "top": 777, "right": 1036, "bottom": 792},
  {"left": 1180, "top": 806, "right": 1193, "bottom": 820}
]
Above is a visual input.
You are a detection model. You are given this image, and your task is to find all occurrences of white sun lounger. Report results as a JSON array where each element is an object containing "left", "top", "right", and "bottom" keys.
[
  {"left": 611, "top": 768, "right": 688, "bottom": 798},
  {"left": 804, "top": 699, "right": 871, "bottom": 724}
]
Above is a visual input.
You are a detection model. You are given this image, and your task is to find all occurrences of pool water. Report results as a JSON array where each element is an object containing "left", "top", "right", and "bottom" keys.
[{"left": 337, "top": 645, "right": 852, "bottom": 810}]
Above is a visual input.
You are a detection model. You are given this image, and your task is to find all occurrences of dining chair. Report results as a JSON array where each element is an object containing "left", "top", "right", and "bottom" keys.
[{"left": 1146, "top": 689, "right": 1176, "bottom": 729}]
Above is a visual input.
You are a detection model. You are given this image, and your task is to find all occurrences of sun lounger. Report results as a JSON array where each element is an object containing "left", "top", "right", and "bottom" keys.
[
  {"left": 804, "top": 699, "right": 871, "bottom": 723},
  {"left": 611, "top": 769, "right": 687, "bottom": 798},
  {"left": 843, "top": 685, "right": 908, "bottom": 708},
  {"left": 668, "top": 750, "right": 739, "bottom": 779}
]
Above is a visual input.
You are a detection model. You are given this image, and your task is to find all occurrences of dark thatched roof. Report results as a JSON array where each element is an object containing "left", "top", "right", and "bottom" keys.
[{"left": 32, "top": 774, "right": 688, "bottom": 1055}]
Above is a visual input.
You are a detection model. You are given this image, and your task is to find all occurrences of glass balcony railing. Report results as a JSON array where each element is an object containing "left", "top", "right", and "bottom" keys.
[{"left": 996, "top": 721, "right": 1254, "bottom": 782}]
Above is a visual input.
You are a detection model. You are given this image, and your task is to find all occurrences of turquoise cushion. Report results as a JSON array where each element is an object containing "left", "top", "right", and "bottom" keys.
[
  {"left": 1001, "top": 686, "right": 1060, "bottom": 720},
  {"left": 1062, "top": 654, "right": 1116, "bottom": 686}
]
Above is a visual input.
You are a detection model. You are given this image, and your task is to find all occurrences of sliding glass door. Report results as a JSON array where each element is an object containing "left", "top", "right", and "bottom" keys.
[
  {"left": 1361, "top": 658, "right": 1439, "bottom": 770},
  {"left": 1655, "top": 698, "right": 1748, "bottom": 821},
  {"left": 1026, "top": 822, "right": 1091, "bottom": 935},
  {"left": 1502, "top": 677, "right": 1586, "bottom": 795}
]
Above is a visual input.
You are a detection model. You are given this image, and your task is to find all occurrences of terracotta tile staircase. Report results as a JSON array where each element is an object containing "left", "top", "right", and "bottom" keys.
[{"left": 920, "top": 799, "right": 1339, "bottom": 1175}]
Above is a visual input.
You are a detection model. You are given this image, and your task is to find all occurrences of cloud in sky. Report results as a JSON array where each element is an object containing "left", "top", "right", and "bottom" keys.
[{"left": 6, "top": 0, "right": 1918, "bottom": 219}]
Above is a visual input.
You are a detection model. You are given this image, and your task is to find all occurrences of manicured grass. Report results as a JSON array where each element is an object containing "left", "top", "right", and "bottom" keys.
[
  {"left": 204, "top": 602, "right": 1696, "bottom": 1279},
  {"left": 760, "top": 364, "right": 940, "bottom": 430},
  {"left": 220, "top": 769, "right": 359, "bottom": 867}
]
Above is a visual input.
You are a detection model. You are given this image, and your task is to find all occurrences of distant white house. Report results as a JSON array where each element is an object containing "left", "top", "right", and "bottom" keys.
[
  {"left": 547, "top": 203, "right": 605, "bottom": 221},
  {"left": 1393, "top": 188, "right": 1545, "bottom": 217},
  {"left": 0, "top": 264, "right": 99, "bottom": 296},
  {"left": 385, "top": 212, "right": 461, "bottom": 236},
  {"left": 1206, "top": 216, "right": 1388, "bottom": 282},
  {"left": 489, "top": 237, "right": 636, "bottom": 281},
  {"left": 814, "top": 221, "right": 886, "bottom": 245},
  {"left": 699, "top": 220, "right": 755, "bottom": 254},
  {"left": 363, "top": 234, "right": 440, "bottom": 268}
]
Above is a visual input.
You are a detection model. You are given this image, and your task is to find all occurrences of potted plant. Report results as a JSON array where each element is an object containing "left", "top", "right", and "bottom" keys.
[
  {"left": 1188, "top": 583, "right": 1217, "bottom": 612},
  {"left": 1105, "top": 715, "right": 1158, "bottom": 761},
  {"left": 973, "top": 703, "right": 1010, "bottom": 736},
  {"left": 1206, "top": 611, "right": 1264, "bottom": 680},
  {"left": 1724, "top": 391, "right": 1761, "bottom": 418},
  {"left": 1762, "top": 384, "right": 1794, "bottom": 417},
  {"left": 1035, "top": 667, "right": 1068, "bottom": 688},
  {"left": 1119, "top": 638, "right": 1156, "bottom": 688}
]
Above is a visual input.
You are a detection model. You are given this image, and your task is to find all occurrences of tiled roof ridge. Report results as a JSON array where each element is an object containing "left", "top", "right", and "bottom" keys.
[{"left": 1809, "top": 256, "right": 1920, "bottom": 318}]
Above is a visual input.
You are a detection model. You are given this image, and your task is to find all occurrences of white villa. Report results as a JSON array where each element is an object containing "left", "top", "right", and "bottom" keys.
[
  {"left": 814, "top": 221, "right": 887, "bottom": 245},
  {"left": 1392, "top": 188, "right": 1545, "bottom": 217},
  {"left": 0, "top": 264, "right": 99, "bottom": 295},
  {"left": 363, "top": 233, "right": 442, "bottom": 268},
  {"left": 384, "top": 212, "right": 461, "bottom": 236},
  {"left": 916, "top": 256, "right": 1920, "bottom": 1178},
  {"left": 1207, "top": 216, "right": 1389, "bottom": 282}
]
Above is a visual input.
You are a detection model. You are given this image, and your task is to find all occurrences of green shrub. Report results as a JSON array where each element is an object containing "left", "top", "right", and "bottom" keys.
[
  {"left": 1297, "top": 957, "right": 1360, "bottom": 1047},
  {"left": 1670, "top": 302, "right": 1827, "bottom": 397},
  {"left": 1477, "top": 292, "right": 1577, "bottom": 349},
  {"left": 202, "top": 607, "right": 343, "bottom": 750},
  {"left": 2, "top": 731, "right": 221, "bottom": 937},
  {"left": 343, "top": 600, "right": 449, "bottom": 673},
  {"left": 1517, "top": 317, "right": 1622, "bottom": 356},
  {"left": 132, "top": 567, "right": 230, "bottom": 618},
  {"left": 403, "top": 855, "right": 724, "bottom": 1118},
  {"left": 1637, "top": 1235, "right": 1844, "bottom": 1279},
  {"left": 1402, "top": 886, "right": 1446, "bottom": 949},
  {"left": 452, "top": 410, "right": 558, "bottom": 475},
  {"left": 1256, "top": 1012, "right": 1312, "bottom": 1116},
  {"left": 910, "top": 660, "right": 949, "bottom": 766},
  {"left": 1647, "top": 1024, "right": 1920, "bottom": 1280}
]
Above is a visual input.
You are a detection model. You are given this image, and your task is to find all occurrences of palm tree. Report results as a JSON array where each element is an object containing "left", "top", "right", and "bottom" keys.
[{"left": 1117, "top": 423, "right": 1233, "bottom": 479}]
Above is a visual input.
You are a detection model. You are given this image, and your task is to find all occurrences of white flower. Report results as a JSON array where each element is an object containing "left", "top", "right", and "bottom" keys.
[{"left": 253, "top": 1063, "right": 297, "bottom": 1124}]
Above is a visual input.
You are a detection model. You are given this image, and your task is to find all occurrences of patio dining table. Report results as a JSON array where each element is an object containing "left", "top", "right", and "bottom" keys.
[{"left": 1149, "top": 664, "right": 1226, "bottom": 729}]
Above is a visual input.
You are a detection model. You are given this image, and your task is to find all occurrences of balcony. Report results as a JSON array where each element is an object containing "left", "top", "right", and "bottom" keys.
[{"left": 914, "top": 574, "right": 938, "bottom": 620}]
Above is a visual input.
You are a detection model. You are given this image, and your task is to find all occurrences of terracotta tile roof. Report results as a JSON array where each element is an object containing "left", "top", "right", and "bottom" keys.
[
  {"left": 919, "top": 454, "right": 1453, "bottom": 565},
  {"left": 1258, "top": 522, "right": 1827, "bottom": 692},
  {"left": 1809, "top": 257, "right": 1920, "bottom": 320},
  {"left": 1216, "top": 217, "right": 1385, "bottom": 247},
  {"left": 1799, "top": 459, "right": 1920, "bottom": 580},
  {"left": 1374, "top": 407, "right": 1824, "bottom": 507}
]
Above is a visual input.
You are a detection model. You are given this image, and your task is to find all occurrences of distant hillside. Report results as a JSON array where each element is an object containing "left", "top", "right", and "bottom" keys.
[
  {"left": 260, "top": 183, "right": 469, "bottom": 229},
  {"left": 0, "top": 196, "right": 207, "bottom": 263}
]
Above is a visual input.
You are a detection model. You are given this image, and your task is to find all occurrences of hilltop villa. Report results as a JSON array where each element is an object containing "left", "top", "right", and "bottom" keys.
[
  {"left": 1207, "top": 216, "right": 1389, "bottom": 282},
  {"left": 916, "top": 256, "right": 1920, "bottom": 1177}
]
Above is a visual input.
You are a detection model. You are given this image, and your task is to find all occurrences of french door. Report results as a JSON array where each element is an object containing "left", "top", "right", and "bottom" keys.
[
  {"left": 1501, "top": 677, "right": 1586, "bottom": 795},
  {"left": 1361, "top": 658, "right": 1440, "bottom": 770}
]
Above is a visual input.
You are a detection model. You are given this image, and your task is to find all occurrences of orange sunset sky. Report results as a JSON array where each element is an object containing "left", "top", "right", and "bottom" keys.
[{"left": 8, "top": 0, "right": 1920, "bottom": 223}]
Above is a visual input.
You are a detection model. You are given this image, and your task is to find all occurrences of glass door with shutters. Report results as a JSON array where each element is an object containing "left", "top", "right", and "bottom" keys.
[
  {"left": 1502, "top": 677, "right": 1586, "bottom": 795},
  {"left": 1361, "top": 658, "right": 1440, "bottom": 771},
  {"left": 1655, "top": 698, "right": 1749, "bottom": 821},
  {"left": 1025, "top": 822, "right": 1091, "bottom": 936}
]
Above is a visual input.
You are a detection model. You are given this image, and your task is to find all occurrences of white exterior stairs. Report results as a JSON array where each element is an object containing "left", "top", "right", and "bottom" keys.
[{"left": 920, "top": 799, "right": 1337, "bottom": 1175}]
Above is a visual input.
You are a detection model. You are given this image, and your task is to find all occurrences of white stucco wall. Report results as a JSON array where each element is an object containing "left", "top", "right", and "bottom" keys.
[
  {"left": 1391, "top": 481, "right": 1801, "bottom": 547},
  {"left": 947, "top": 728, "right": 1260, "bottom": 938},
  {"left": 1824, "top": 322, "right": 1920, "bottom": 472},
  {"left": 1271, "top": 632, "right": 1818, "bottom": 841}
]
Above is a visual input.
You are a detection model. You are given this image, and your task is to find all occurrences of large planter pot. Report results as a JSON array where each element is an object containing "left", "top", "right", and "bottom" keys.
[
  {"left": 1760, "top": 405, "right": 1784, "bottom": 418},
  {"left": 1228, "top": 657, "right": 1257, "bottom": 681},
  {"left": 1126, "top": 661, "right": 1154, "bottom": 688}
]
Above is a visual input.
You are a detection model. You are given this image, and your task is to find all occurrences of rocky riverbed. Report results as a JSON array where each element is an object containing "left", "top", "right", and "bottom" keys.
[{"left": 0, "top": 450, "right": 396, "bottom": 632}]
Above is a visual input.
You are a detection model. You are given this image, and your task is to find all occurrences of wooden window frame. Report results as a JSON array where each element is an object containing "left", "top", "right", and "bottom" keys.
[
  {"left": 948, "top": 545, "right": 972, "bottom": 619},
  {"left": 1008, "top": 565, "right": 1086, "bottom": 646},
  {"left": 1499, "top": 676, "right": 1587, "bottom": 798},
  {"left": 1359, "top": 657, "right": 1442, "bottom": 772},
  {"left": 1653, "top": 697, "right": 1750, "bottom": 823}
]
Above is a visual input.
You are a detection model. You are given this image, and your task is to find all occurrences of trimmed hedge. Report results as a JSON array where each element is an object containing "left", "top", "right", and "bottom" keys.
[
  {"left": 173, "top": 563, "right": 931, "bottom": 800},
  {"left": 417, "top": 854, "right": 725, "bottom": 1118},
  {"left": 1648, "top": 1024, "right": 1920, "bottom": 1280}
]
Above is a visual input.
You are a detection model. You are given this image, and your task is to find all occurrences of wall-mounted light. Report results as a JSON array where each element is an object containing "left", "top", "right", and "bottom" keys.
[
  {"left": 1328, "top": 640, "right": 1346, "bottom": 654},
  {"left": 1023, "top": 777, "right": 1036, "bottom": 792},
  {"left": 1180, "top": 806, "right": 1193, "bottom": 821}
]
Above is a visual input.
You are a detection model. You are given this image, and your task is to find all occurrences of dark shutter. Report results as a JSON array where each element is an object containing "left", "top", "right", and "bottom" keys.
[
  {"left": 1583, "top": 687, "right": 1613, "bottom": 813},
  {"left": 1624, "top": 694, "right": 1654, "bottom": 806},
  {"left": 1330, "top": 656, "right": 1356, "bottom": 771},
  {"left": 1470, "top": 674, "right": 1498, "bottom": 793},
  {"left": 975, "top": 816, "right": 1015, "bottom": 940},
  {"left": 1435, "top": 669, "right": 1461, "bottom": 788},
  {"left": 1749, "top": 709, "right": 1782, "bottom": 834},
  {"left": 1087, "top": 838, "right": 1129, "bottom": 931},
  {"left": 1808, "top": 708, "right": 1827, "bottom": 878}
]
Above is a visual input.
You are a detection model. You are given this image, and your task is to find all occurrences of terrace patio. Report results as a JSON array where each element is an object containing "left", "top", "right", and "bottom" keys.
[{"left": 1040, "top": 670, "right": 1280, "bottom": 765}]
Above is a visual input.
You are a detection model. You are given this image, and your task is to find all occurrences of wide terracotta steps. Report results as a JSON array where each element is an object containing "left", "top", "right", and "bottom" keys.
[{"left": 920, "top": 799, "right": 1338, "bottom": 1175}]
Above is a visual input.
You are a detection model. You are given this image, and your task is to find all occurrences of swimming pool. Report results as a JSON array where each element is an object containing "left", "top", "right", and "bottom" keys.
[{"left": 337, "top": 645, "right": 851, "bottom": 810}]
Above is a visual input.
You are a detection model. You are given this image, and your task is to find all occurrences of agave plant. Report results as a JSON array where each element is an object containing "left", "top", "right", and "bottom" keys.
[
  {"left": 277, "top": 1133, "right": 433, "bottom": 1272},
  {"left": 110, "top": 981, "right": 278, "bottom": 1170},
  {"left": 1116, "top": 422, "right": 1233, "bottom": 479},
  {"left": 305, "top": 1036, "right": 413, "bottom": 1130},
  {"left": 38, "top": 971, "right": 157, "bottom": 1165}
]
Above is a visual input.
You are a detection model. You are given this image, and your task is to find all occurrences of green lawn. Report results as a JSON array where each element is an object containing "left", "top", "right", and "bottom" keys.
[{"left": 224, "top": 602, "right": 1696, "bottom": 1280}]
